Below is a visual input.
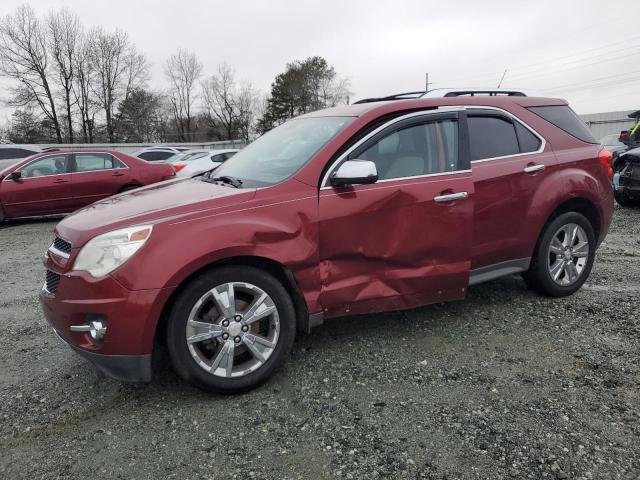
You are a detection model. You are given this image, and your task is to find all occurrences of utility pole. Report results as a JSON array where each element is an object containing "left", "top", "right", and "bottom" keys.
[{"left": 425, "top": 72, "right": 431, "bottom": 93}]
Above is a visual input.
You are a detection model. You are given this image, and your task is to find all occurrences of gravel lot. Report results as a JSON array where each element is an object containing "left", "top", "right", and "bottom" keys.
[{"left": 1, "top": 208, "right": 639, "bottom": 480}]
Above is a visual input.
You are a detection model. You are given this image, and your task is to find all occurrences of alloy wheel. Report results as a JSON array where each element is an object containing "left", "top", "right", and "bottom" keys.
[
  {"left": 185, "top": 282, "right": 280, "bottom": 378},
  {"left": 547, "top": 222, "right": 589, "bottom": 286}
]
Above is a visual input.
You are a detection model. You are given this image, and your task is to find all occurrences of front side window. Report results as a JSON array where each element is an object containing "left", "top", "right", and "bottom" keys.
[
  {"left": 21, "top": 155, "right": 69, "bottom": 178},
  {"left": 354, "top": 119, "right": 460, "bottom": 180},
  {"left": 213, "top": 117, "right": 353, "bottom": 187},
  {"left": 74, "top": 153, "right": 124, "bottom": 172}
]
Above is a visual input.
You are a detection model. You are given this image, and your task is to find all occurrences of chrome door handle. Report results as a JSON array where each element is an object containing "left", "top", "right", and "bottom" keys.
[
  {"left": 434, "top": 191, "right": 468, "bottom": 203},
  {"left": 523, "top": 164, "right": 545, "bottom": 174}
]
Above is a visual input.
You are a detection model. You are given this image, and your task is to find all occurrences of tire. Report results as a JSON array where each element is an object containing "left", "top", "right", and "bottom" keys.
[
  {"left": 119, "top": 185, "right": 140, "bottom": 193},
  {"left": 523, "top": 212, "right": 596, "bottom": 297},
  {"left": 165, "top": 266, "right": 296, "bottom": 393},
  {"left": 614, "top": 190, "right": 640, "bottom": 208}
]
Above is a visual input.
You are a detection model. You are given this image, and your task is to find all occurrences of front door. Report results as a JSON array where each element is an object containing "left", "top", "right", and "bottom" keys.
[
  {"left": 1, "top": 153, "right": 73, "bottom": 217},
  {"left": 318, "top": 111, "right": 474, "bottom": 317}
]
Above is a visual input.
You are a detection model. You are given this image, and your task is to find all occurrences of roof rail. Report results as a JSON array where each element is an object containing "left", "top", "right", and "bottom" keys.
[
  {"left": 422, "top": 88, "right": 540, "bottom": 98},
  {"left": 352, "top": 91, "right": 426, "bottom": 104},
  {"left": 352, "top": 87, "right": 543, "bottom": 104}
]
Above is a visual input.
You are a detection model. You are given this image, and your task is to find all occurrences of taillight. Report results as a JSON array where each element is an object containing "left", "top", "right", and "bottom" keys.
[
  {"left": 162, "top": 165, "right": 176, "bottom": 179},
  {"left": 173, "top": 164, "right": 185, "bottom": 172},
  {"left": 598, "top": 149, "right": 613, "bottom": 180}
]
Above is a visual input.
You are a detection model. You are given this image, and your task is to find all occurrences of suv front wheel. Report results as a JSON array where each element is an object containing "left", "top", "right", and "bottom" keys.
[
  {"left": 523, "top": 212, "right": 596, "bottom": 297},
  {"left": 166, "top": 266, "right": 296, "bottom": 393}
]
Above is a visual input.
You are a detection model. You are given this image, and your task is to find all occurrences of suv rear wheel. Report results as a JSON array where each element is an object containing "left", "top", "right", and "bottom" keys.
[
  {"left": 523, "top": 212, "right": 596, "bottom": 297},
  {"left": 166, "top": 266, "right": 296, "bottom": 393}
]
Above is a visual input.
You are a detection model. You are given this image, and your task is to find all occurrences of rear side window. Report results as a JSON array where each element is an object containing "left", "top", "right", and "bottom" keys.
[
  {"left": 468, "top": 116, "right": 520, "bottom": 161},
  {"left": 528, "top": 105, "right": 596, "bottom": 144},
  {"left": 74, "top": 153, "right": 124, "bottom": 172}
]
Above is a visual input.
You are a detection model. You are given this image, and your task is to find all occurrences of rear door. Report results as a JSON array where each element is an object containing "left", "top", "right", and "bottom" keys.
[
  {"left": 318, "top": 111, "right": 474, "bottom": 317},
  {"left": 468, "top": 109, "right": 556, "bottom": 271},
  {"left": 1, "top": 153, "right": 73, "bottom": 217},
  {"left": 70, "top": 152, "right": 130, "bottom": 208}
]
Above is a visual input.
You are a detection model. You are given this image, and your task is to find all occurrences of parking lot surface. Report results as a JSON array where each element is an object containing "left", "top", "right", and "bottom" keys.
[{"left": 1, "top": 208, "right": 639, "bottom": 480}]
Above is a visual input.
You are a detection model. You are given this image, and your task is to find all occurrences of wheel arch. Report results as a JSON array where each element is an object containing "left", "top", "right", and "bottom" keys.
[{"left": 154, "top": 255, "right": 310, "bottom": 353}]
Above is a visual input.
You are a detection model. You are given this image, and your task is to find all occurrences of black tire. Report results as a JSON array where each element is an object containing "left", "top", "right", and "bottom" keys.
[
  {"left": 166, "top": 266, "right": 296, "bottom": 393},
  {"left": 522, "top": 212, "right": 596, "bottom": 297},
  {"left": 119, "top": 185, "right": 140, "bottom": 193},
  {"left": 614, "top": 190, "right": 640, "bottom": 208}
]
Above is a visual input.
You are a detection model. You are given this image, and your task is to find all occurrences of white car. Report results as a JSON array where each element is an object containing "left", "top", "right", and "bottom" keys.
[
  {"left": 133, "top": 146, "right": 190, "bottom": 162},
  {"left": 171, "top": 149, "right": 239, "bottom": 177},
  {"left": 0, "top": 144, "right": 41, "bottom": 170}
]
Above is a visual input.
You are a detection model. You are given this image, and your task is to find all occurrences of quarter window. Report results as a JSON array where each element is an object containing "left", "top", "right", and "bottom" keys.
[
  {"left": 21, "top": 155, "right": 69, "bottom": 178},
  {"left": 74, "top": 153, "right": 124, "bottom": 172},
  {"left": 355, "top": 119, "right": 460, "bottom": 180}
]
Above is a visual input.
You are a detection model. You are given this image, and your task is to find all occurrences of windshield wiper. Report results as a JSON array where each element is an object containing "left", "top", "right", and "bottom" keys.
[{"left": 202, "top": 175, "right": 243, "bottom": 188}]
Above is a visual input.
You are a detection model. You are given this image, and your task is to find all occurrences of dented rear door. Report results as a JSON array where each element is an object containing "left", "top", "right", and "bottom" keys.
[{"left": 317, "top": 111, "right": 474, "bottom": 317}]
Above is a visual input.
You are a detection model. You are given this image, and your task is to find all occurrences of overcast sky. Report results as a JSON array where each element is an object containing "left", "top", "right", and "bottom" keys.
[{"left": 2, "top": 0, "right": 640, "bottom": 120}]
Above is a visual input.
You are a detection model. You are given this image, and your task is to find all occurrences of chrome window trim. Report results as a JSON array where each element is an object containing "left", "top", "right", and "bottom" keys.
[
  {"left": 319, "top": 105, "right": 547, "bottom": 188},
  {"left": 465, "top": 106, "right": 546, "bottom": 164}
]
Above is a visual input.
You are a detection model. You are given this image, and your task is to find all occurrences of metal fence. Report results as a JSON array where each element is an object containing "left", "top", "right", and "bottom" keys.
[
  {"left": 34, "top": 140, "right": 247, "bottom": 154},
  {"left": 580, "top": 111, "right": 636, "bottom": 140}
]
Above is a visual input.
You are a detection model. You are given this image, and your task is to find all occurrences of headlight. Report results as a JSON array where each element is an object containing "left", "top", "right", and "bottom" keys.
[{"left": 73, "top": 225, "right": 153, "bottom": 278}]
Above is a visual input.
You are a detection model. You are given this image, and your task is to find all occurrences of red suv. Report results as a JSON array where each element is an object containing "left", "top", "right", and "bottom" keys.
[
  {"left": 41, "top": 90, "right": 614, "bottom": 393},
  {"left": 0, "top": 149, "right": 175, "bottom": 221}
]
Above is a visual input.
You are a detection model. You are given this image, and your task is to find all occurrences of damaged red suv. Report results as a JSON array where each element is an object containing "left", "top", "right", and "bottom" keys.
[{"left": 41, "top": 89, "right": 614, "bottom": 393}]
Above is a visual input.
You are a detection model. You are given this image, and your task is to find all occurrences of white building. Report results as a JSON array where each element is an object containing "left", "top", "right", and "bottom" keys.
[{"left": 580, "top": 110, "right": 637, "bottom": 140}]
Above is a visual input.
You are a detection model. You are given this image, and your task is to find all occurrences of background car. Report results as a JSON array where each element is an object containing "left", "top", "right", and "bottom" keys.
[
  {"left": 613, "top": 147, "right": 640, "bottom": 207},
  {"left": 173, "top": 149, "right": 239, "bottom": 177},
  {"left": 133, "top": 146, "right": 190, "bottom": 162},
  {"left": 0, "top": 149, "right": 175, "bottom": 221},
  {"left": 599, "top": 134, "right": 627, "bottom": 159},
  {"left": 0, "top": 144, "right": 42, "bottom": 170}
]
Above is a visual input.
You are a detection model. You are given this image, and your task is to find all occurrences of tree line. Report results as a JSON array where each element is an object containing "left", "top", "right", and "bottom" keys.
[{"left": 0, "top": 5, "right": 350, "bottom": 145}]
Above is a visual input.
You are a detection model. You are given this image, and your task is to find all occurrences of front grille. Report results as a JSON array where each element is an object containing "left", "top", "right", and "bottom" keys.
[
  {"left": 52, "top": 236, "right": 72, "bottom": 255},
  {"left": 45, "top": 270, "right": 61, "bottom": 294}
]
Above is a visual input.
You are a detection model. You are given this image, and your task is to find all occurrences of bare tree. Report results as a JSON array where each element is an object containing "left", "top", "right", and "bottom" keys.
[
  {"left": 88, "top": 27, "right": 148, "bottom": 142},
  {"left": 202, "top": 63, "right": 259, "bottom": 141},
  {"left": 72, "top": 33, "right": 95, "bottom": 142},
  {"left": 0, "top": 5, "right": 62, "bottom": 142},
  {"left": 165, "top": 48, "right": 202, "bottom": 141},
  {"left": 46, "top": 8, "right": 80, "bottom": 142}
]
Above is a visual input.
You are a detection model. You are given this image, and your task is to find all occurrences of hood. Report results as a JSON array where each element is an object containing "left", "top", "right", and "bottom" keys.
[{"left": 57, "top": 178, "right": 256, "bottom": 245}]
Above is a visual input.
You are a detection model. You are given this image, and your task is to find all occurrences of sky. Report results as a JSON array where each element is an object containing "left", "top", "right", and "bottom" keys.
[{"left": 1, "top": 0, "right": 639, "bottom": 121}]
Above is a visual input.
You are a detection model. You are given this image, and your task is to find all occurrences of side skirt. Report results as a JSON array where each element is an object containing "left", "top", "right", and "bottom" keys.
[{"left": 469, "top": 258, "right": 531, "bottom": 286}]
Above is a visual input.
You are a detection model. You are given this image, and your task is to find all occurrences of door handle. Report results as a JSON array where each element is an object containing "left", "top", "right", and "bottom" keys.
[
  {"left": 523, "top": 164, "right": 545, "bottom": 174},
  {"left": 111, "top": 172, "right": 125, "bottom": 177},
  {"left": 434, "top": 191, "right": 468, "bottom": 203},
  {"left": 53, "top": 179, "right": 68, "bottom": 184}
]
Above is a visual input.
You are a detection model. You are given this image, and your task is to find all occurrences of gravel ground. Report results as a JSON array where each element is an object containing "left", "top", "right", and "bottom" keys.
[{"left": 1, "top": 208, "right": 639, "bottom": 480}]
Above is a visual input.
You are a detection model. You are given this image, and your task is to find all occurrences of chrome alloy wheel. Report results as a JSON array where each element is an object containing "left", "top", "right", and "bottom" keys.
[
  {"left": 185, "top": 282, "right": 280, "bottom": 378},
  {"left": 547, "top": 223, "right": 590, "bottom": 286}
]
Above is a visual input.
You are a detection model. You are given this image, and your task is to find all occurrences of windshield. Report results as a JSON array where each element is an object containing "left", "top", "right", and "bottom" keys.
[{"left": 212, "top": 116, "right": 353, "bottom": 187}]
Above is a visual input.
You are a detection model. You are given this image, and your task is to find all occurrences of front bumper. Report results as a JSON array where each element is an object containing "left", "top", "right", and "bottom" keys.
[
  {"left": 40, "top": 267, "right": 173, "bottom": 383},
  {"left": 52, "top": 328, "right": 152, "bottom": 382}
]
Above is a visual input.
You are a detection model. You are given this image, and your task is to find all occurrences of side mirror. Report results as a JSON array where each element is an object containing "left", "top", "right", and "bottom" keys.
[
  {"left": 329, "top": 160, "right": 378, "bottom": 187},
  {"left": 6, "top": 171, "right": 21, "bottom": 181}
]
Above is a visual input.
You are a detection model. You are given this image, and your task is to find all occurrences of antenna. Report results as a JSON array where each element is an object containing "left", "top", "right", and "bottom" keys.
[{"left": 497, "top": 69, "right": 507, "bottom": 88}]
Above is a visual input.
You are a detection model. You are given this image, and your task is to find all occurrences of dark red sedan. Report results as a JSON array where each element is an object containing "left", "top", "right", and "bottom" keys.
[{"left": 0, "top": 149, "right": 175, "bottom": 221}]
